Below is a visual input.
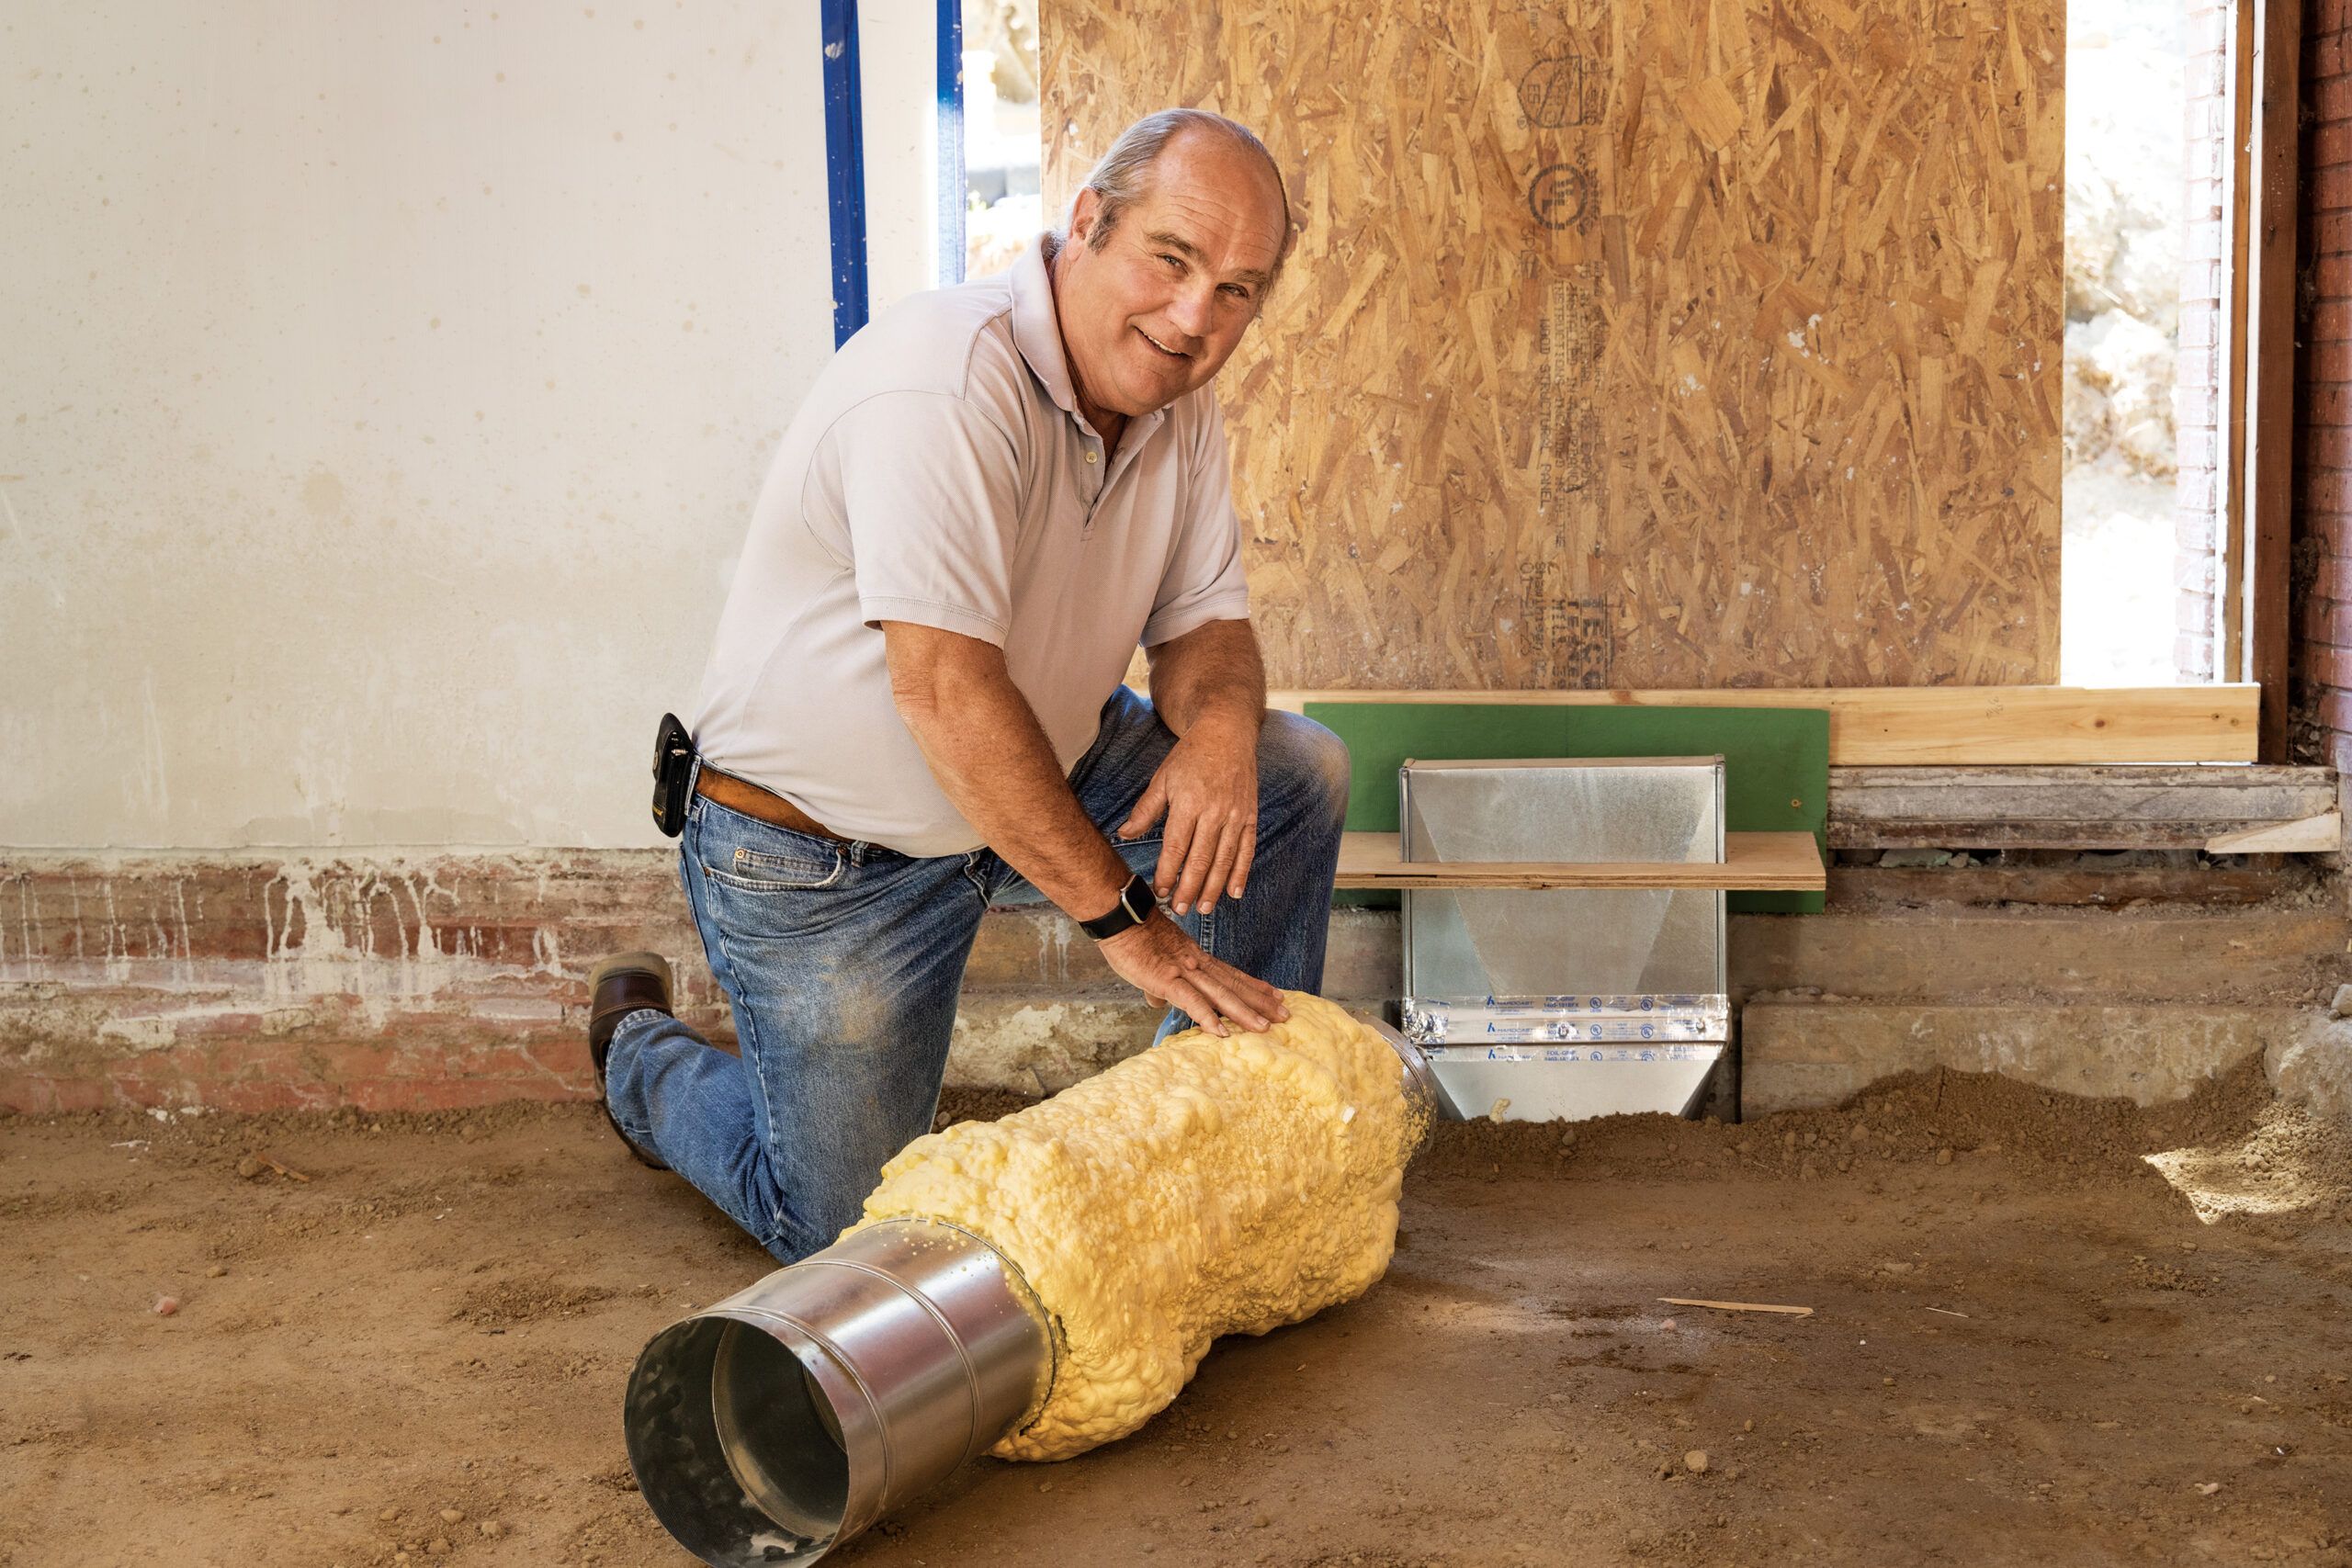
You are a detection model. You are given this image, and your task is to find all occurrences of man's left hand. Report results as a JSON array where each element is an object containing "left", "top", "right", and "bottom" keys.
[{"left": 1115, "top": 715, "right": 1260, "bottom": 915}]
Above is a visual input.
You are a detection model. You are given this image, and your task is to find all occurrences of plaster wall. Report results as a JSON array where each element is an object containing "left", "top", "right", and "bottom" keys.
[{"left": 0, "top": 1, "right": 957, "bottom": 851}]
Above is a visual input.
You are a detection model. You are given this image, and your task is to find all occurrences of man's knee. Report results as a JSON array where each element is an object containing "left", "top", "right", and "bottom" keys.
[
  {"left": 762, "top": 1207, "right": 842, "bottom": 1266},
  {"left": 1260, "top": 710, "right": 1352, "bottom": 825}
]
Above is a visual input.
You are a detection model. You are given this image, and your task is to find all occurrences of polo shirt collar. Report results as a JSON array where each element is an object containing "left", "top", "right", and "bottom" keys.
[
  {"left": 1009, "top": 238, "right": 1082, "bottom": 419},
  {"left": 1009, "top": 235, "right": 1168, "bottom": 446}
]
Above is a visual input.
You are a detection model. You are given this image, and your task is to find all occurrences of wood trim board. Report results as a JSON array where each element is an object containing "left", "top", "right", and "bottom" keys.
[
  {"left": 2204, "top": 811, "right": 2341, "bottom": 854},
  {"left": 2248, "top": 0, "right": 2299, "bottom": 759},
  {"left": 1832, "top": 865, "right": 2300, "bottom": 908},
  {"left": 2222, "top": 0, "right": 2255, "bottom": 683},
  {"left": 1335, "top": 830, "right": 1826, "bottom": 892},
  {"left": 1273, "top": 687, "right": 2260, "bottom": 767}
]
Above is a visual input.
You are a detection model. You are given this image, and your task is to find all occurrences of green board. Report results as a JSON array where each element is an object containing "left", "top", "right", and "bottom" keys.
[{"left": 1302, "top": 703, "right": 1830, "bottom": 915}]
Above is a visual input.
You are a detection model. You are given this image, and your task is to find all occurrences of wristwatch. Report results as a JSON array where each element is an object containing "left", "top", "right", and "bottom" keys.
[{"left": 1079, "top": 873, "right": 1157, "bottom": 941}]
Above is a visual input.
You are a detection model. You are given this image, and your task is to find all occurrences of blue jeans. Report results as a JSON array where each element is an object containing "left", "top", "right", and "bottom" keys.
[{"left": 604, "top": 686, "right": 1351, "bottom": 1263}]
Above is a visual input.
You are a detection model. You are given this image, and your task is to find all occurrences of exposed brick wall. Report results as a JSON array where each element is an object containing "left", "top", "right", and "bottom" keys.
[
  {"left": 0, "top": 853, "right": 707, "bottom": 1112},
  {"left": 0, "top": 853, "right": 1401, "bottom": 1113},
  {"left": 6, "top": 852, "right": 2345, "bottom": 1113},
  {"left": 2303, "top": 0, "right": 2352, "bottom": 766},
  {"left": 2181, "top": 0, "right": 2233, "bottom": 682}
]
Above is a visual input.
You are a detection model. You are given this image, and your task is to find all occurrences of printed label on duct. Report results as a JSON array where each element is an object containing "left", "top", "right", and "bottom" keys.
[
  {"left": 1422, "top": 1043, "right": 1724, "bottom": 1065},
  {"left": 1401, "top": 995, "right": 1729, "bottom": 1045}
]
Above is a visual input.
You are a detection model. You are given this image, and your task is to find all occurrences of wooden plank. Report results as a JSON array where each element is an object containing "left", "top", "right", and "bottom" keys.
[
  {"left": 1826, "top": 763, "right": 2335, "bottom": 849},
  {"left": 1730, "top": 908, "right": 2352, "bottom": 1002},
  {"left": 2220, "top": 0, "right": 2255, "bottom": 682},
  {"left": 2248, "top": 0, "right": 2299, "bottom": 758},
  {"left": 2205, "top": 811, "right": 2341, "bottom": 854},
  {"left": 1828, "top": 866, "right": 2299, "bottom": 909},
  {"left": 1335, "top": 829, "right": 1824, "bottom": 892},
  {"left": 1272, "top": 687, "right": 2261, "bottom": 766}
]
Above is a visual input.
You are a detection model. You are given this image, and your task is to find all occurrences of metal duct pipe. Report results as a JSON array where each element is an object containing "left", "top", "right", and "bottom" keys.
[
  {"left": 1368, "top": 1016, "right": 1445, "bottom": 1127},
  {"left": 623, "top": 1019, "right": 1439, "bottom": 1567},
  {"left": 623, "top": 1218, "right": 1051, "bottom": 1567}
]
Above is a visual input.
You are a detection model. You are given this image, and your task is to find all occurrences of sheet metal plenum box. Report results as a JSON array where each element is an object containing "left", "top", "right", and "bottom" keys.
[
  {"left": 1400, "top": 756, "right": 1728, "bottom": 1001},
  {"left": 1399, "top": 757, "right": 1729, "bottom": 1121}
]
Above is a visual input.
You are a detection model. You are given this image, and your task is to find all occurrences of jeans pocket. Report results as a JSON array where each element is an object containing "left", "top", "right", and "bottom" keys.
[{"left": 700, "top": 839, "right": 847, "bottom": 893}]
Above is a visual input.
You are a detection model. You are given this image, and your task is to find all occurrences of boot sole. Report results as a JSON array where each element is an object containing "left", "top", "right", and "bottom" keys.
[{"left": 587, "top": 952, "right": 677, "bottom": 1171}]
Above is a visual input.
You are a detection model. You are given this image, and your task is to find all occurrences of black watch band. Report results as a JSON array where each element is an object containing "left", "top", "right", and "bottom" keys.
[{"left": 1078, "top": 873, "right": 1156, "bottom": 941}]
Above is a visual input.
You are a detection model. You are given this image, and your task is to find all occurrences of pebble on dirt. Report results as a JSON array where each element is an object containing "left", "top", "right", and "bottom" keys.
[
  {"left": 440, "top": 1508, "right": 464, "bottom": 1525},
  {"left": 478, "top": 1521, "right": 505, "bottom": 1540},
  {"left": 2330, "top": 982, "right": 2352, "bottom": 1018},
  {"left": 153, "top": 1296, "right": 178, "bottom": 1316},
  {"left": 1685, "top": 1450, "right": 1710, "bottom": 1474},
  {"left": 235, "top": 1155, "right": 266, "bottom": 1180},
  {"left": 206, "top": 1263, "right": 227, "bottom": 1278}
]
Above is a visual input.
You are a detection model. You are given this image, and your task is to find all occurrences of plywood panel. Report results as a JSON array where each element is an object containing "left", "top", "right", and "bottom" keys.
[{"left": 1045, "top": 0, "right": 2064, "bottom": 690}]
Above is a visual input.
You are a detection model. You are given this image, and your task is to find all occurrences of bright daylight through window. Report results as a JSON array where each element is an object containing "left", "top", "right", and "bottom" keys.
[
  {"left": 962, "top": 0, "right": 1044, "bottom": 279},
  {"left": 2062, "top": 0, "right": 2219, "bottom": 685}
]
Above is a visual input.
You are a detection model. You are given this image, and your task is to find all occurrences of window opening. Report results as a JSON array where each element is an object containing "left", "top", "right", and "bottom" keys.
[
  {"left": 2062, "top": 0, "right": 2215, "bottom": 684},
  {"left": 960, "top": 0, "right": 1043, "bottom": 279}
]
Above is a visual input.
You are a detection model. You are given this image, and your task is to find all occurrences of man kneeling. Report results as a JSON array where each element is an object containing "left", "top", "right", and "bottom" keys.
[{"left": 586, "top": 109, "right": 1353, "bottom": 1262}]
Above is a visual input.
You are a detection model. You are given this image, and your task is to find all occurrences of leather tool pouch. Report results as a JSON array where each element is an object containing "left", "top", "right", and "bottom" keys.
[{"left": 650, "top": 712, "right": 695, "bottom": 838}]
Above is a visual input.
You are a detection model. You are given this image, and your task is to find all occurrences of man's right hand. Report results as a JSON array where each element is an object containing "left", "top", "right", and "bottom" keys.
[{"left": 1097, "top": 912, "right": 1289, "bottom": 1038}]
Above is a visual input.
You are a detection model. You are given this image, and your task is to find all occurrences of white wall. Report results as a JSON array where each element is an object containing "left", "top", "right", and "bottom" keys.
[
  {"left": 1, "top": 1, "right": 941, "bottom": 850},
  {"left": 862, "top": 0, "right": 955, "bottom": 310}
]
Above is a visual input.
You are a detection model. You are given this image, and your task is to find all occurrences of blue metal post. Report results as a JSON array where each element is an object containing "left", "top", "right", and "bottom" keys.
[
  {"left": 820, "top": 0, "right": 870, "bottom": 346},
  {"left": 936, "top": 0, "right": 966, "bottom": 285}
]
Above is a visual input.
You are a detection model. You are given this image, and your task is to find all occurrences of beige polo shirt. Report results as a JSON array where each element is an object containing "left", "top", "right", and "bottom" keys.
[{"left": 690, "top": 238, "right": 1252, "bottom": 858}]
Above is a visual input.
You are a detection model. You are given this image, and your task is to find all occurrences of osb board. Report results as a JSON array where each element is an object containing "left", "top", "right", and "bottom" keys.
[{"left": 1046, "top": 0, "right": 2064, "bottom": 690}]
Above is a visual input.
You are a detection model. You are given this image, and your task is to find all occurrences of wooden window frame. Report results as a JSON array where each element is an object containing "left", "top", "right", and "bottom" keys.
[{"left": 2219, "top": 0, "right": 2299, "bottom": 759}]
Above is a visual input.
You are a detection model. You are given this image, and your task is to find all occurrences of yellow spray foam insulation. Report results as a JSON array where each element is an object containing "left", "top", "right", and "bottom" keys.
[{"left": 851, "top": 990, "right": 1423, "bottom": 1461}]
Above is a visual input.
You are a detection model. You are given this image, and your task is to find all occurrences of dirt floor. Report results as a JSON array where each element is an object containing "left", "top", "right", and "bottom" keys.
[{"left": 6, "top": 1064, "right": 2352, "bottom": 1568}]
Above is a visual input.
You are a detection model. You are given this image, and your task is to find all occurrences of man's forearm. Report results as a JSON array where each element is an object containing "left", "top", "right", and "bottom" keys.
[
  {"left": 888, "top": 633, "right": 1132, "bottom": 919},
  {"left": 1145, "top": 617, "right": 1266, "bottom": 739}
]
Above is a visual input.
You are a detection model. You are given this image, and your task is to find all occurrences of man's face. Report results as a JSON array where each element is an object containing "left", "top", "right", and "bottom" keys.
[{"left": 1054, "top": 133, "right": 1286, "bottom": 423}]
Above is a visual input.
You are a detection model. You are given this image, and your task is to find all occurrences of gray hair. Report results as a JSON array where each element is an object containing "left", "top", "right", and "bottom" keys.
[{"left": 1056, "top": 108, "right": 1295, "bottom": 282}]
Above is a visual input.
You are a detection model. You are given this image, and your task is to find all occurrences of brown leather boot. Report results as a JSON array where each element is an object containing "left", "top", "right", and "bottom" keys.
[{"left": 586, "top": 952, "right": 675, "bottom": 1170}]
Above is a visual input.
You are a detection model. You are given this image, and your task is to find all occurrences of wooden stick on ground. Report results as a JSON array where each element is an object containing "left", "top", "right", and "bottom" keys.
[
  {"left": 257, "top": 1155, "right": 311, "bottom": 1183},
  {"left": 1658, "top": 1297, "right": 1814, "bottom": 1317}
]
